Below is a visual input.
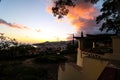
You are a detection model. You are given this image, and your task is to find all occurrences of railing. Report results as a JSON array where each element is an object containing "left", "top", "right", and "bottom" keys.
[{"left": 81, "top": 51, "right": 101, "bottom": 59}]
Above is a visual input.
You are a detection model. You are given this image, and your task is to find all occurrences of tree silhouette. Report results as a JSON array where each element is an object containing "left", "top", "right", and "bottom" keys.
[
  {"left": 52, "top": 0, "right": 75, "bottom": 19},
  {"left": 0, "top": 33, "right": 18, "bottom": 50},
  {"left": 52, "top": 0, "right": 120, "bottom": 33},
  {"left": 52, "top": 0, "right": 99, "bottom": 19},
  {"left": 96, "top": 0, "right": 120, "bottom": 34}
]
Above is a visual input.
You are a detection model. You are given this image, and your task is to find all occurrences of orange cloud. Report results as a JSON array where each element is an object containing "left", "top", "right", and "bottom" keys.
[
  {"left": 47, "top": 0, "right": 101, "bottom": 40},
  {"left": 35, "top": 29, "right": 41, "bottom": 32},
  {"left": 66, "top": 33, "right": 73, "bottom": 41},
  {"left": 46, "top": 0, "right": 55, "bottom": 14},
  {"left": 46, "top": 5, "right": 52, "bottom": 14},
  {"left": 0, "top": 18, "right": 31, "bottom": 30},
  {"left": 0, "top": 18, "right": 43, "bottom": 33},
  {"left": 47, "top": 0, "right": 100, "bottom": 34},
  {"left": 10, "top": 23, "right": 31, "bottom": 30},
  {"left": 67, "top": 1, "right": 99, "bottom": 33}
]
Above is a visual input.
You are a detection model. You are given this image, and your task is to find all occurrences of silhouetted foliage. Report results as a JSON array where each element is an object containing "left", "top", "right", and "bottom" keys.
[
  {"left": 0, "top": 64, "right": 49, "bottom": 80},
  {"left": 52, "top": 0, "right": 99, "bottom": 19},
  {"left": 0, "top": 33, "right": 18, "bottom": 50},
  {"left": 52, "top": 0, "right": 74, "bottom": 18},
  {"left": 34, "top": 54, "right": 67, "bottom": 64},
  {"left": 62, "top": 41, "right": 78, "bottom": 54},
  {"left": 96, "top": 0, "right": 120, "bottom": 34},
  {"left": 0, "top": 33, "right": 37, "bottom": 60},
  {"left": 52, "top": 0, "right": 120, "bottom": 34}
]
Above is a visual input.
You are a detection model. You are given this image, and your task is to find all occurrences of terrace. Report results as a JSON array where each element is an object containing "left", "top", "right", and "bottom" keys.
[{"left": 74, "top": 33, "right": 120, "bottom": 61}]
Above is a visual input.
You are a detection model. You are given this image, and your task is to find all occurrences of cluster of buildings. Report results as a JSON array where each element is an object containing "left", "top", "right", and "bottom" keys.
[
  {"left": 30, "top": 33, "right": 120, "bottom": 80},
  {"left": 32, "top": 41, "right": 70, "bottom": 54}
]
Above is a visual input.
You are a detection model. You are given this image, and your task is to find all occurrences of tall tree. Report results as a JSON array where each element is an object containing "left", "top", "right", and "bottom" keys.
[
  {"left": 96, "top": 0, "right": 120, "bottom": 34},
  {"left": 52, "top": 0, "right": 75, "bottom": 19},
  {"left": 52, "top": 0, "right": 120, "bottom": 34},
  {"left": 52, "top": 0, "right": 99, "bottom": 18},
  {"left": 0, "top": 33, "right": 18, "bottom": 50}
]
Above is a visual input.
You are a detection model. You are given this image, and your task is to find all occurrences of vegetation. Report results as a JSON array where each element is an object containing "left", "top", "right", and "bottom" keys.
[
  {"left": 52, "top": 0, "right": 99, "bottom": 19},
  {"left": 0, "top": 61, "right": 58, "bottom": 80},
  {"left": 0, "top": 33, "right": 18, "bottom": 50},
  {"left": 52, "top": 0, "right": 120, "bottom": 34},
  {"left": 0, "top": 52, "right": 64, "bottom": 80},
  {"left": 34, "top": 54, "right": 67, "bottom": 64},
  {"left": 0, "top": 34, "right": 77, "bottom": 80},
  {"left": 0, "top": 33, "right": 36, "bottom": 60},
  {"left": 96, "top": 0, "right": 120, "bottom": 34},
  {"left": 0, "top": 34, "right": 69, "bottom": 80},
  {"left": 60, "top": 42, "right": 77, "bottom": 62}
]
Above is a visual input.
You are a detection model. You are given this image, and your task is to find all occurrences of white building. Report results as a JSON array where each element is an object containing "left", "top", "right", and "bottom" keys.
[{"left": 73, "top": 34, "right": 120, "bottom": 80}]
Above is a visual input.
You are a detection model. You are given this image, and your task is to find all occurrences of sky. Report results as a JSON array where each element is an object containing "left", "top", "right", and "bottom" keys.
[{"left": 0, "top": 0, "right": 103, "bottom": 44}]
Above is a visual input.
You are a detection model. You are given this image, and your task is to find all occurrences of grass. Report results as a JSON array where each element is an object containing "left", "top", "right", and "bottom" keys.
[
  {"left": 0, "top": 54, "right": 63, "bottom": 80},
  {"left": 0, "top": 65, "right": 48, "bottom": 80},
  {"left": 0, "top": 60, "right": 58, "bottom": 80},
  {"left": 34, "top": 54, "right": 67, "bottom": 64}
]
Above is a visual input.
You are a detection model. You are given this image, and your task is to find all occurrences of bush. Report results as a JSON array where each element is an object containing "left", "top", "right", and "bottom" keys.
[
  {"left": 0, "top": 65, "right": 48, "bottom": 80},
  {"left": 34, "top": 54, "right": 67, "bottom": 64}
]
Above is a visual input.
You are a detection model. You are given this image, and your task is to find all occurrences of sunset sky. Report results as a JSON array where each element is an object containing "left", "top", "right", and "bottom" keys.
[{"left": 0, "top": 0, "right": 103, "bottom": 44}]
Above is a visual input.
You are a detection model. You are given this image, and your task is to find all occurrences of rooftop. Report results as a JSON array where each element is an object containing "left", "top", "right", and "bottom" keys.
[{"left": 74, "top": 34, "right": 116, "bottom": 42}]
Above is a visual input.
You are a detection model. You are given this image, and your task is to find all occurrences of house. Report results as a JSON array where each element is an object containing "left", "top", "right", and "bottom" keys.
[
  {"left": 32, "top": 41, "right": 68, "bottom": 54},
  {"left": 74, "top": 33, "right": 120, "bottom": 80}
]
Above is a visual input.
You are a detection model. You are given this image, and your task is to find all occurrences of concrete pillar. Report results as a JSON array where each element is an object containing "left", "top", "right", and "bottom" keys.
[
  {"left": 77, "top": 48, "right": 83, "bottom": 67},
  {"left": 93, "top": 42, "right": 95, "bottom": 48},
  {"left": 77, "top": 40, "right": 84, "bottom": 67}
]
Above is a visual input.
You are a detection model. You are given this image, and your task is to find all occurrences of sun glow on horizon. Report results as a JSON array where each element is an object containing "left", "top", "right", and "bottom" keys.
[
  {"left": 5, "top": 28, "right": 69, "bottom": 44},
  {"left": 0, "top": 0, "right": 83, "bottom": 44},
  {"left": 0, "top": 20, "right": 74, "bottom": 44}
]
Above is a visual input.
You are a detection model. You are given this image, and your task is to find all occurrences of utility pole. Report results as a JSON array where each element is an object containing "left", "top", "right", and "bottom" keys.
[{"left": 73, "top": 34, "right": 75, "bottom": 53}]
